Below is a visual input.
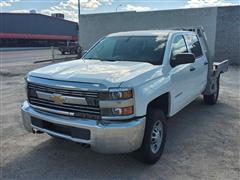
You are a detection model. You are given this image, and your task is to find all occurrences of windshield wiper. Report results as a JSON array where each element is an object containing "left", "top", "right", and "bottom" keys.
[
  {"left": 83, "top": 57, "right": 104, "bottom": 61},
  {"left": 84, "top": 57, "right": 125, "bottom": 62},
  {"left": 105, "top": 59, "right": 118, "bottom": 62}
]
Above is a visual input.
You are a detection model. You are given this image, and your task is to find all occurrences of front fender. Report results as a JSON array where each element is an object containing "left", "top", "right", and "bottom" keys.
[{"left": 134, "top": 76, "right": 171, "bottom": 117}]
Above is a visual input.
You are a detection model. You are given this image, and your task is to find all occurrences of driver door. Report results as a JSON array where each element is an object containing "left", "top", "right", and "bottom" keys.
[{"left": 169, "top": 35, "right": 196, "bottom": 115}]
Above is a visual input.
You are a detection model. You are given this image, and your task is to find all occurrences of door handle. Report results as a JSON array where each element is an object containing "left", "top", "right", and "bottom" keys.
[
  {"left": 204, "top": 62, "right": 208, "bottom": 65},
  {"left": 190, "top": 67, "right": 196, "bottom": 72}
]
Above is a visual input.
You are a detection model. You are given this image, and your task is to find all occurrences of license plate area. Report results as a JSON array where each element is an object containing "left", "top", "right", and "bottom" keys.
[{"left": 31, "top": 117, "right": 90, "bottom": 140}]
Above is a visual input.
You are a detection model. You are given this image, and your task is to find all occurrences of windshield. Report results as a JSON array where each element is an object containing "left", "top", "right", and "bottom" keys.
[{"left": 83, "top": 35, "right": 168, "bottom": 65}]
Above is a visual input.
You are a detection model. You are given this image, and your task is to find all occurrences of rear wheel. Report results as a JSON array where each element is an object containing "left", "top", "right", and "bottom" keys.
[
  {"left": 61, "top": 51, "right": 65, "bottom": 55},
  {"left": 204, "top": 76, "right": 220, "bottom": 105},
  {"left": 135, "top": 108, "right": 166, "bottom": 164}
]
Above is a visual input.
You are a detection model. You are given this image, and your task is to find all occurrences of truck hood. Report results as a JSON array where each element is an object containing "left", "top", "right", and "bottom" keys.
[{"left": 29, "top": 59, "right": 162, "bottom": 87}]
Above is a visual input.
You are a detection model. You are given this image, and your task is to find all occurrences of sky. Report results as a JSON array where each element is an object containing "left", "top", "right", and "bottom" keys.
[{"left": 0, "top": 0, "right": 239, "bottom": 22}]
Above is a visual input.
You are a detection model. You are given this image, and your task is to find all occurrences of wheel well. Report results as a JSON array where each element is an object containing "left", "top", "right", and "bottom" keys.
[{"left": 147, "top": 92, "right": 170, "bottom": 116}]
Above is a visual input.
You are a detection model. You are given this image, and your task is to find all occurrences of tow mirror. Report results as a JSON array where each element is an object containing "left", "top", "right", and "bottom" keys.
[{"left": 170, "top": 53, "right": 195, "bottom": 67}]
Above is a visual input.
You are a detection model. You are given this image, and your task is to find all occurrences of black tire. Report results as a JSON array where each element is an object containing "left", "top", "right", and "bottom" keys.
[
  {"left": 61, "top": 51, "right": 65, "bottom": 55},
  {"left": 204, "top": 76, "right": 220, "bottom": 105},
  {"left": 135, "top": 108, "right": 167, "bottom": 164},
  {"left": 70, "top": 49, "right": 75, "bottom": 54}
]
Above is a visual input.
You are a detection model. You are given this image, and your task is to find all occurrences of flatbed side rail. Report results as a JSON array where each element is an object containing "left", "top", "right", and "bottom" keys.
[
  {"left": 203, "top": 59, "right": 229, "bottom": 95},
  {"left": 213, "top": 59, "right": 229, "bottom": 76}
]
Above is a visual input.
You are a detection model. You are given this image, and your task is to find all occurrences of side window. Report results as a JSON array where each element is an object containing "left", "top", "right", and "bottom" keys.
[
  {"left": 186, "top": 35, "right": 203, "bottom": 58},
  {"left": 171, "top": 35, "right": 188, "bottom": 58}
]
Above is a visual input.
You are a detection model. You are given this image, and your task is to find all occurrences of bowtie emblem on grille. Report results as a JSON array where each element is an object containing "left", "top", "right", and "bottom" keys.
[{"left": 51, "top": 93, "right": 64, "bottom": 104}]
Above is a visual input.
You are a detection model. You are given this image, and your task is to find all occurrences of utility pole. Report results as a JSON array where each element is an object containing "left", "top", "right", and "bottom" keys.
[
  {"left": 77, "top": 0, "right": 82, "bottom": 58},
  {"left": 78, "top": 0, "right": 81, "bottom": 45},
  {"left": 116, "top": 4, "right": 122, "bottom": 12}
]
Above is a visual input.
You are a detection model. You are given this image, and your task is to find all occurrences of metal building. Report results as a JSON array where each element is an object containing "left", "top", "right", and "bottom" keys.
[
  {"left": 79, "top": 5, "right": 240, "bottom": 65},
  {"left": 0, "top": 13, "right": 78, "bottom": 47}
]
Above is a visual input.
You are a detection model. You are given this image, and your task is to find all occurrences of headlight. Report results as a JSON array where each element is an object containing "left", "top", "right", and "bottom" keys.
[
  {"left": 99, "top": 88, "right": 134, "bottom": 119},
  {"left": 109, "top": 88, "right": 133, "bottom": 100}
]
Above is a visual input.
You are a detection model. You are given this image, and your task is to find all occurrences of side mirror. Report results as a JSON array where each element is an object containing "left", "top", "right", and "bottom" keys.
[{"left": 170, "top": 53, "right": 195, "bottom": 67}]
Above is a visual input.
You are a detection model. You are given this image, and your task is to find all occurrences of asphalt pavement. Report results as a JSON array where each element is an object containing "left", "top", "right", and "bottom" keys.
[{"left": 1, "top": 49, "right": 77, "bottom": 64}]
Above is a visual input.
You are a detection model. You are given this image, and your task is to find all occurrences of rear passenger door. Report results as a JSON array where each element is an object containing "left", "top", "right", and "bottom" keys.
[{"left": 186, "top": 34, "right": 208, "bottom": 95}]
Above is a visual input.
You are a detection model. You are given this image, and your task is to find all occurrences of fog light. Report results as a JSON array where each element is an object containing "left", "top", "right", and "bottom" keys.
[
  {"left": 112, "top": 107, "right": 122, "bottom": 115},
  {"left": 112, "top": 106, "right": 133, "bottom": 116}
]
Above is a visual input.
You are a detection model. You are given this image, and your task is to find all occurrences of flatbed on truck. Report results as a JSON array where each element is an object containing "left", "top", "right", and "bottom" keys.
[{"left": 21, "top": 27, "right": 228, "bottom": 164}]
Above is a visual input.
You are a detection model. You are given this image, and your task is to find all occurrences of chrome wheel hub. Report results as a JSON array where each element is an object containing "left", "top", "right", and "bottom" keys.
[{"left": 150, "top": 120, "right": 163, "bottom": 154}]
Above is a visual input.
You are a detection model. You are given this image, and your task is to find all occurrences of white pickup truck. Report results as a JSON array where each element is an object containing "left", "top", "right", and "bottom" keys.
[{"left": 21, "top": 28, "right": 228, "bottom": 164}]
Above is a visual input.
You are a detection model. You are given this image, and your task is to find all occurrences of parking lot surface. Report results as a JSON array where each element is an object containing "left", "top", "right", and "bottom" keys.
[
  {"left": 1, "top": 49, "right": 76, "bottom": 64},
  {"left": 1, "top": 51, "right": 240, "bottom": 179}
]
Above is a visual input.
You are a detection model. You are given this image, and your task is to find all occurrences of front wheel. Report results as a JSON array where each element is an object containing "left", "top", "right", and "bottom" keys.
[
  {"left": 204, "top": 76, "right": 220, "bottom": 105},
  {"left": 135, "top": 108, "right": 167, "bottom": 164}
]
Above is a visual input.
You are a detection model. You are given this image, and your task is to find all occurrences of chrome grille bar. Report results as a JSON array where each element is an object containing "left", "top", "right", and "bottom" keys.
[
  {"left": 28, "top": 82, "right": 101, "bottom": 119},
  {"left": 29, "top": 97, "right": 100, "bottom": 111},
  {"left": 29, "top": 99, "right": 101, "bottom": 114},
  {"left": 28, "top": 83, "right": 99, "bottom": 98}
]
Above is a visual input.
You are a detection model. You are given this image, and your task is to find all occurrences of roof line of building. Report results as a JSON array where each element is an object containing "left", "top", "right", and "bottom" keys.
[
  {"left": 0, "top": 32, "right": 78, "bottom": 41},
  {"left": 81, "top": 5, "right": 239, "bottom": 16},
  {"left": 0, "top": 12, "right": 78, "bottom": 24}
]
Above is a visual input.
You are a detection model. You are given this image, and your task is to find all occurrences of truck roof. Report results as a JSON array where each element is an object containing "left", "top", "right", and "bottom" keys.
[{"left": 107, "top": 30, "right": 190, "bottom": 37}]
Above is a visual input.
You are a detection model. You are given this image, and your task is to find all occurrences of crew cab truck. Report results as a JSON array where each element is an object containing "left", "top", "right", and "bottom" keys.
[{"left": 21, "top": 27, "right": 228, "bottom": 164}]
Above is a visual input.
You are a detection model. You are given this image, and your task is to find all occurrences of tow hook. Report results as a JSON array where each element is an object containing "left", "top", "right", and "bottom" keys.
[{"left": 32, "top": 129, "right": 44, "bottom": 134}]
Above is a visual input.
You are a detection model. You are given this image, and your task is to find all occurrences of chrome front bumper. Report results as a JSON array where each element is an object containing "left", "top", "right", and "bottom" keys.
[{"left": 21, "top": 101, "right": 146, "bottom": 154}]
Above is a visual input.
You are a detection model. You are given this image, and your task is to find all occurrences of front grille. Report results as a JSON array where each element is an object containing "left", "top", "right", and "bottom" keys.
[{"left": 28, "top": 82, "right": 101, "bottom": 120}]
